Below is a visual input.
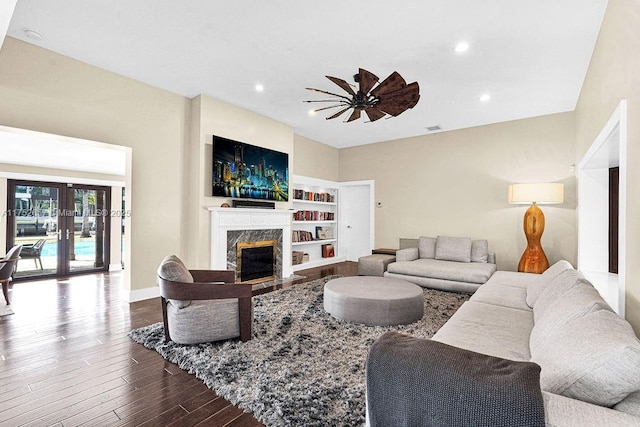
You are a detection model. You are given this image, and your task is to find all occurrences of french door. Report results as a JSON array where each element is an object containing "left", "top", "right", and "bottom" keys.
[{"left": 7, "top": 180, "right": 111, "bottom": 278}]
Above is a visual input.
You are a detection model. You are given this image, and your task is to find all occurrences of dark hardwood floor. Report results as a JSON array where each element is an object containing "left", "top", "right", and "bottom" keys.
[{"left": 0, "top": 262, "right": 358, "bottom": 426}]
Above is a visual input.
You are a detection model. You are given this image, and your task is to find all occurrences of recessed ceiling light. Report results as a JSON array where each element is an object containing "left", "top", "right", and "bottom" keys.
[
  {"left": 308, "top": 109, "right": 317, "bottom": 116},
  {"left": 255, "top": 84, "right": 264, "bottom": 93},
  {"left": 479, "top": 93, "right": 491, "bottom": 102},
  {"left": 23, "top": 28, "right": 44, "bottom": 41},
  {"left": 454, "top": 41, "right": 469, "bottom": 53}
]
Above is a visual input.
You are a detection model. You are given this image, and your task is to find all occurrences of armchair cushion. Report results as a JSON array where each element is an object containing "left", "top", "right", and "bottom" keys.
[
  {"left": 166, "top": 299, "right": 241, "bottom": 344},
  {"left": 158, "top": 255, "right": 193, "bottom": 309},
  {"left": 435, "top": 236, "right": 472, "bottom": 263}
]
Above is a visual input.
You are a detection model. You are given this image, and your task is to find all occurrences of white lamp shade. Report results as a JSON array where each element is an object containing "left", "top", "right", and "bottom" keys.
[{"left": 508, "top": 183, "right": 564, "bottom": 205}]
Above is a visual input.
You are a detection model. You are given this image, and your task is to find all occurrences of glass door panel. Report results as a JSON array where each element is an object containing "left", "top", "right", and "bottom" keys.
[
  {"left": 68, "top": 187, "right": 108, "bottom": 273},
  {"left": 10, "top": 183, "right": 60, "bottom": 278},
  {"left": 7, "top": 180, "right": 110, "bottom": 278}
]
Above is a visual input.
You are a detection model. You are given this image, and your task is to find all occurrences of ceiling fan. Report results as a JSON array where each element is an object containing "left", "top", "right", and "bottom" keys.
[{"left": 304, "top": 68, "right": 420, "bottom": 122}]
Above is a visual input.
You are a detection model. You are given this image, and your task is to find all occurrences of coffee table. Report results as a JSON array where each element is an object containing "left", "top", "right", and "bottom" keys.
[{"left": 323, "top": 276, "right": 424, "bottom": 326}]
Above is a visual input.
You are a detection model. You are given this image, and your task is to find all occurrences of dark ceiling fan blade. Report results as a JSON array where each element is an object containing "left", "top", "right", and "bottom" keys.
[
  {"left": 346, "top": 108, "right": 361, "bottom": 122},
  {"left": 326, "top": 76, "right": 356, "bottom": 96},
  {"left": 364, "top": 107, "right": 386, "bottom": 122},
  {"left": 370, "top": 72, "right": 407, "bottom": 97},
  {"left": 358, "top": 68, "right": 379, "bottom": 94},
  {"left": 311, "top": 103, "right": 350, "bottom": 113},
  {"left": 377, "top": 82, "right": 420, "bottom": 116},
  {"left": 305, "top": 87, "right": 353, "bottom": 101},
  {"left": 326, "top": 106, "right": 352, "bottom": 120}
]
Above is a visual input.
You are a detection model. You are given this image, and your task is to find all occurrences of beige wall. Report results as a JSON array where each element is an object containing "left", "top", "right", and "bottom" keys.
[
  {"left": 293, "top": 134, "right": 339, "bottom": 181},
  {"left": 0, "top": 37, "right": 189, "bottom": 295},
  {"left": 186, "top": 95, "right": 294, "bottom": 268},
  {"left": 339, "top": 113, "right": 577, "bottom": 271},
  {"left": 575, "top": 0, "right": 640, "bottom": 333}
]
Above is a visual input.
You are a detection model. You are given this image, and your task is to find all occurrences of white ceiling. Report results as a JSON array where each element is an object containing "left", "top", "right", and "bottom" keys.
[{"left": 6, "top": 0, "right": 608, "bottom": 148}]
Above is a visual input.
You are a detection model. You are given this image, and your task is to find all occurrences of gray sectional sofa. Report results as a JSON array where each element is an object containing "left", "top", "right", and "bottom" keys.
[
  {"left": 384, "top": 236, "right": 497, "bottom": 293},
  {"left": 367, "top": 260, "right": 640, "bottom": 426}
]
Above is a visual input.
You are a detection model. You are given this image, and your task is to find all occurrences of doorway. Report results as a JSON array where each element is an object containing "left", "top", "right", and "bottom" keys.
[
  {"left": 340, "top": 180, "right": 375, "bottom": 261},
  {"left": 6, "top": 180, "right": 111, "bottom": 278}
]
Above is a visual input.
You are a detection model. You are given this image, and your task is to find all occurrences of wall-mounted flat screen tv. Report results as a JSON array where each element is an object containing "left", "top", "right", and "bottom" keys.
[{"left": 212, "top": 135, "right": 289, "bottom": 202}]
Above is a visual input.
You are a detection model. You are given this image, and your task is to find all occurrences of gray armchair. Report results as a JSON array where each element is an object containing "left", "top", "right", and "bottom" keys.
[
  {"left": 157, "top": 255, "right": 253, "bottom": 345},
  {"left": 1, "top": 244, "right": 23, "bottom": 304}
]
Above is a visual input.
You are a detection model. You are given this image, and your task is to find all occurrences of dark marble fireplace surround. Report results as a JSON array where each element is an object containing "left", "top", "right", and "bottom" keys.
[{"left": 226, "top": 229, "right": 283, "bottom": 281}]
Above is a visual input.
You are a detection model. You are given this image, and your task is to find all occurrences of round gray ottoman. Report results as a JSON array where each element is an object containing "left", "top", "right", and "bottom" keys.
[{"left": 323, "top": 276, "right": 424, "bottom": 326}]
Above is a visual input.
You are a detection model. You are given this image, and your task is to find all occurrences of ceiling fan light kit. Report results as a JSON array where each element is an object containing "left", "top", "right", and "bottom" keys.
[{"left": 305, "top": 68, "right": 420, "bottom": 123}]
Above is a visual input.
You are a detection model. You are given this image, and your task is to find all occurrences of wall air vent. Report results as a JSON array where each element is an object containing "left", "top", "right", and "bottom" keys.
[{"left": 426, "top": 125, "right": 442, "bottom": 132}]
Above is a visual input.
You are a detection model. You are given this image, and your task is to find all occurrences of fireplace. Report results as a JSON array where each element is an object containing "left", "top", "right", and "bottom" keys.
[
  {"left": 208, "top": 207, "right": 293, "bottom": 280},
  {"left": 236, "top": 240, "right": 277, "bottom": 284}
]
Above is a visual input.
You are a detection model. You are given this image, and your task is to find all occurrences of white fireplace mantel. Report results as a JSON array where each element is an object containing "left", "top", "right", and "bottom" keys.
[{"left": 208, "top": 207, "right": 293, "bottom": 278}]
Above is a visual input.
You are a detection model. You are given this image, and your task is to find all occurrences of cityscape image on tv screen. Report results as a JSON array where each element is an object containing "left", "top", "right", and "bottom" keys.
[{"left": 212, "top": 135, "right": 289, "bottom": 201}]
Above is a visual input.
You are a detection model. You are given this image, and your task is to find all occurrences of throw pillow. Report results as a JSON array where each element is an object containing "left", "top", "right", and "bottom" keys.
[
  {"left": 471, "top": 240, "right": 489, "bottom": 263},
  {"left": 418, "top": 236, "right": 437, "bottom": 259},
  {"left": 158, "top": 254, "right": 194, "bottom": 309},
  {"left": 531, "top": 310, "right": 640, "bottom": 407},
  {"left": 526, "top": 259, "right": 574, "bottom": 308},
  {"left": 435, "top": 236, "right": 472, "bottom": 263}
]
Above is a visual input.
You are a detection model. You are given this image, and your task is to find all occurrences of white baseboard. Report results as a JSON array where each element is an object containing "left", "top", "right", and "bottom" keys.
[
  {"left": 124, "top": 286, "right": 160, "bottom": 303},
  {"left": 109, "top": 263, "right": 123, "bottom": 272}
]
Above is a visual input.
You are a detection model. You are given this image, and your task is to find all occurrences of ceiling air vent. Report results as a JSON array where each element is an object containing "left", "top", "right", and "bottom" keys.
[{"left": 426, "top": 125, "right": 441, "bottom": 132}]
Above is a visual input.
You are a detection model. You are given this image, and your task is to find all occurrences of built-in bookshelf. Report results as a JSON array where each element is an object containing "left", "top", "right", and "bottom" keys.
[{"left": 291, "top": 175, "right": 344, "bottom": 271}]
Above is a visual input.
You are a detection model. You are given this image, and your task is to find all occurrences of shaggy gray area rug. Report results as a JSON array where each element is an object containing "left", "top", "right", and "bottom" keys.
[{"left": 129, "top": 276, "right": 469, "bottom": 426}]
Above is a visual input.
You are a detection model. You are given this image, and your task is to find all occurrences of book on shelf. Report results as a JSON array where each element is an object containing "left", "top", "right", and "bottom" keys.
[
  {"left": 292, "top": 230, "right": 314, "bottom": 243},
  {"left": 292, "top": 210, "right": 335, "bottom": 221},
  {"left": 293, "top": 190, "right": 335, "bottom": 203},
  {"left": 322, "top": 244, "right": 335, "bottom": 258},
  {"left": 315, "top": 226, "right": 333, "bottom": 240}
]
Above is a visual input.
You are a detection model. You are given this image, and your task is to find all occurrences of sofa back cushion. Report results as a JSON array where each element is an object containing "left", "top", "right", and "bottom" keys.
[
  {"left": 158, "top": 255, "right": 193, "bottom": 309},
  {"left": 530, "top": 280, "right": 612, "bottom": 352},
  {"left": 530, "top": 310, "right": 640, "bottom": 407},
  {"left": 532, "top": 269, "right": 587, "bottom": 323},
  {"left": 471, "top": 240, "right": 489, "bottom": 263},
  {"left": 435, "top": 236, "right": 472, "bottom": 263},
  {"left": 526, "top": 260, "right": 574, "bottom": 308},
  {"left": 418, "top": 236, "right": 437, "bottom": 259}
]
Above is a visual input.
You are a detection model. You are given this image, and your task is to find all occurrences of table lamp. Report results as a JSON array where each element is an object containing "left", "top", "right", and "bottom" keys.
[{"left": 508, "top": 183, "right": 564, "bottom": 273}]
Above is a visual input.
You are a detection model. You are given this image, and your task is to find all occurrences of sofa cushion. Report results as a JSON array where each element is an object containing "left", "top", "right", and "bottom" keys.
[
  {"left": 158, "top": 254, "right": 193, "bottom": 309},
  {"left": 469, "top": 283, "right": 530, "bottom": 311},
  {"left": 485, "top": 270, "right": 540, "bottom": 289},
  {"left": 526, "top": 259, "right": 574, "bottom": 307},
  {"left": 530, "top": 310, "right": 640, "bottom": 407},
  {"left": 433, "top": 301, "right": 533, "bottom": 361},
  {"left": 395, "top": 247, "right": 418, "bottom": 262},
  {"left": 615, "top": 391, "right": 640, "bottom": 417},
  {"left": 530, "top": 280, "right": 612, "bottom": 353},
  {"left": 386, "top": 258, "right": 496, "bottom": 285},
  {"left": 418, "top": 236, "right": 437, "bottom": 259},
  {"left": 435, "top": 236, "right": 472, "bottom": 263},
  {"left": 471, "top": 239, "right": 489, "bottom": 263},
  {"left": 533, "top": 269, "right": 588, "bottom": 323}
]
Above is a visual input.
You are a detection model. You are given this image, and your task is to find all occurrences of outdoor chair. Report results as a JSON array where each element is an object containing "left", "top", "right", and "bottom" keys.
[
  {"left": 1, "top": 244, "right": 23, "bottom": 305},
  {"left": 21, "top": 238, "right": 46, "bottom": 270},
  {"left": 157, "top": 255, "right": 253, "bottom": 345}
]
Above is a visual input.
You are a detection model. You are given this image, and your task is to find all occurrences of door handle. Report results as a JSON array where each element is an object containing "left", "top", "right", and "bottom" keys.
[
  {"left": 347, "top": 225, "right": 352, "bottom": 229},
  {"left": 66, "top": 229, "right": 70, "bottom": 240},
  {"left": 57, "top": 229, "right": 62, "bottom": 240}
]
